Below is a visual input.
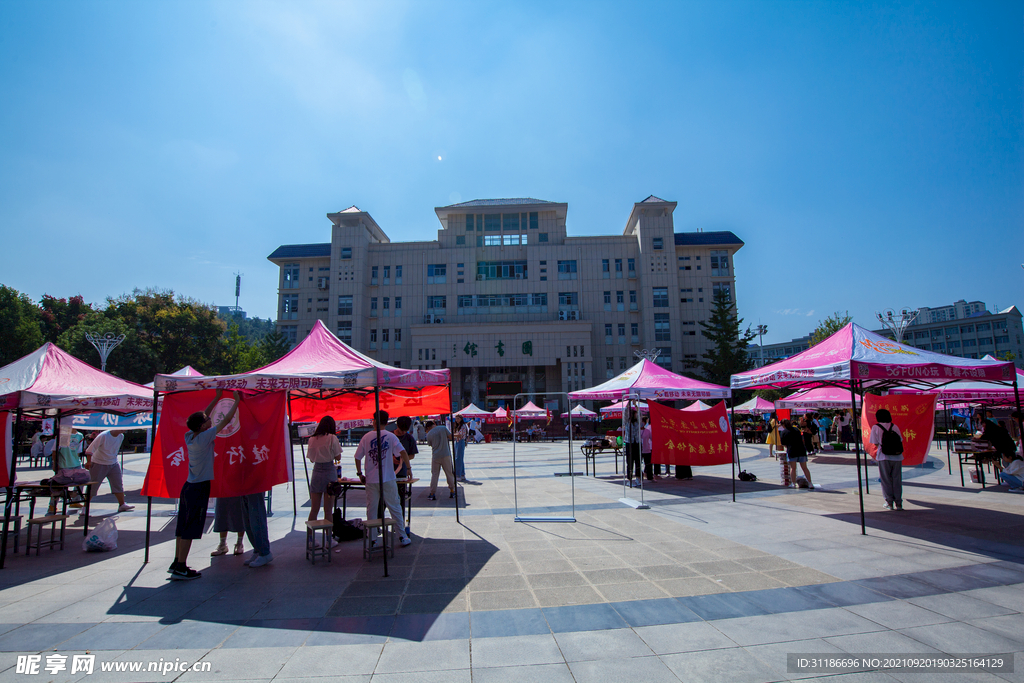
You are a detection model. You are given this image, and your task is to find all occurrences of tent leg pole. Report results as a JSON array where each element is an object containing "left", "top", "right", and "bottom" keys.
[
  {"left": 730, "top": 401, "right": 736, "bottom": 503},
  {"left": 144, "top": 496, "right": 152, "bottom": 563},
  {"left": 373, "top": 388, "right": 387, "bottom": 578},
  {"left": 1014, "top": 378, "right": 1023, "bottom": 460},
  {"left": 0, "top": 408, "right": 22, "bottom": 570},
  {"left": 945, "top": 403, "right": 952, "bottom": 474},
  {"left": 851, "top": 381, "right": 866, "bottom": 535},
  {"left": 286, "top": 395, "right": 298, "bottom": 517},
  {"left": 144, "top": 388, "right": 160, "bottom": 563},
  {"left": 448, "top": 404, "right": 460, "bottom": 525}
]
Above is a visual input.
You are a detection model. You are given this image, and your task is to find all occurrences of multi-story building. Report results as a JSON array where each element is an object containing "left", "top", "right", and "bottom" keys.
[
  {"left": 913, "top": 300, "right": 987, "bottom": 325},
  {"left": 896, "top": 304, "right": 1023, "bottom": 367},
  {"left": 747, "top": 334, "right": 812, "bottom": 366},
  {"left": 268, "top": 196, "right": 743, "bottom": 411}
]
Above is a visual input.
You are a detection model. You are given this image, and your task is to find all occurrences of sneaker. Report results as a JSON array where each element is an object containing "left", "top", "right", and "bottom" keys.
[
  {"left": 1009, "top": 487, "right": 1024, "bottom": 493},
  {"left": 169, "top": 565, "right": 201, "bottom": 581},
  {"left": 806, "top": 484, "right": 815, "bottom": 490},
  {"left": 167, "top": 561, "right": 180, "bottom": 574},
  {"left": 882, "top": 502, "right": 893, "bottom": 510},
  {"left": 895, "top": 504, "right": 904, "bottom": 510},
  {"left": 449, "top": 490, "right": 456, "bottom": 499},
  {"left": 400, "top": 537, "right": 412, "bottom": 547},
  {"left": 248, "top": 553, "right": 273, "bottom": 568},
  {"left": 210, "top": 544, "right": 229, "bottom": 557},
  {"left": 243, "top": 550, "right": 259, "bottom": 566},
  {"left": 117, "top": 504, "right": 135, "bottom": 512},
  {"left": 371, "top": 539, "right": 381, "bottom": 549},
  {"left": 427, "top": 494, "right": 436, "bottom": 501},
  {"left": 233, "top": 542, "right": 245, "bottom": 555}
]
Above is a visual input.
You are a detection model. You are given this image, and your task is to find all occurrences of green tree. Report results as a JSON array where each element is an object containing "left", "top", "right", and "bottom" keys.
[
  {"left": 696, "top": 290, "right": 756, "bottom": 387},
  {"left": 260, "top": 329, "right": 289, "bottom": 364},
  {"left": 39, "top": 294, "right": 93, "bottom": 343},
  {"left": 810, "top": 311, "right": 853, "bottom": 346},
  {"left": 58, "top": 313, "right": 159, "bottom": 384},
  {"left": 0, "top": 285, "right": 44, "bottom": 366}
]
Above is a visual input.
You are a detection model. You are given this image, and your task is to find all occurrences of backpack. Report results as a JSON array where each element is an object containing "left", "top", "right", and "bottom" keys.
[
  {"left": 880, "top": 424, "right": 903, "bottom": 456},
  {"left": 332, "top": 507, "right": 363, "bottom": 542},
  {"left": 738, "top": 470, "right": 757, "bottom": 482}
]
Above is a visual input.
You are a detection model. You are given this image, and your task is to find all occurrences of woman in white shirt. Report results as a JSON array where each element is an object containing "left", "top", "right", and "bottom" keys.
[{"left": 307, "top": 416, "right": 342, "bottom": 522}]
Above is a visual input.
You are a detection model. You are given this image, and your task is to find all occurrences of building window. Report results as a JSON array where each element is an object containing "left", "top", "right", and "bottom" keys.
[
  {"left": 529, "top": 212, "right": 538, "bottom": 229},
  {"left": 712, "top": 282, "right": 732, "bottom": 302},
  {"left": 502, "top": 234, "right": 527, "bottom": 245},
  {"left": 427, "top": 296, "right": 447, "bottom": 311},
  {"left": 605, "top": 324, "right": 613, "bottom": 344},
  {"left": 960, "top": 325, "right": 974, "bottom": 334},
  {"left": 616, "top": 291, "right": 624, "bottom": 312},
  {"left": 653, "top": 238, "right": 663, "bottom": 250},
  {"left": 371, "top": 266, "right": 378, "bottom": 285},
  {"left": 382, "top": 297, "right": 390, "bottom": 315},
  {"left": 996, "top": 335, "right": 1010, "bottom": 344},
  {"left": 602, "top": 259, "right": 610, "bottom": 279},
  {"left": 655, "top": 348, "right": 672, "bottom": 368},
  {"left": 382, "top": 328, "right": 390, "bottom": 347},
  {"left": 370, "top": 297, "right": 378, "bottom": 316},
  {"left": 502, "top": 213, "right": 520, "bottom": 231},
  {"left": 962, "top": 339, "right": 977, "bottom": 347},
  {"left": 606, "top": 357, "right": 614, "bottom": 379},
  {"left": 710, "top": 251, "right": 730, "bottom": 276},
  {"left": 383, "top": 266, "right": 390, "bottom": 284},
  {"left": 557, "top": 260, "right": 578, "bottom": 279},
  {"left": 338, "top": 295, "right": 353, "bottom": 316},
  {"left": 369, "top": 329, "right": 377, "bottom": 349},
  {"left": 618, "top": 323, "right": 626, "bottom": 344},
  {"left": 976, "top": 323, "right": 991, "bottom": 332},
  {"left": 539, "top": 233, "right": 549, "bottom": 243},
  {"left": 477, "top": 260, "right": 527, "bottom": 280},
  {"left": 485, "top": 214, "right": 501, "bottom": 231},
  {"left": 395, "top": 265, "right": 402, "bottom": 284},
  {"left": 340, "top": 248, "right": 352, "bottom": 260},
  {"left": 631, "top": 322, "right": 639, "bottom": 344},
  {"left": 604, "top": 291, "right": 612, "bottom": 311},
  {"left": 281, "top": 294, "right": 298, "bottom": 320},
  {"left": 466, "top": 214, "right": 475, "bottom": 231},
  {"left": 282, "top": 264, "right": 300, "bottom": 289},
  {"left": 619, "top": 356, "right": 627, "bottom": 370},
  {"left": 395, "top": 296, "right": 402, "bottom": 315},
  {"left": 394, "top": 328, "right": 402, "bottom": 348},
  {"left": 652, "top": 288, "right": 669, "bottom": 307},
  {"left": 655, "top": 313, "right": 671, "bottom": 341},
  {"left": 455, "top": 235, "right": 466, "bottom": 245},
  {"left": 281, "top": 325, "right": 297, "bottom": 346},
  {"left": 483, "top": 235, "right": 502, "bottom": 246},
  {"left": 627, "top": 258, "right": 636, "bottom": 278},
  {"left": 337, "top": 321, "right": 352, "bottom": 345},
  {"left": 558, "top": 292, "right": 579, "bottom": 309},
  {"left": 682, "top": 320, "right": 697, "bottom": 336},
  {"left": 427, "top": 264, "right": 447, "bottom": 284},
  {"left": 629, "top": 290, "right": 638, "bottom": 311}
]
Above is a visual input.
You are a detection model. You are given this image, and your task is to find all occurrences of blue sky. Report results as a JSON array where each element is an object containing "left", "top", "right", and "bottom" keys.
[{"left": 1, "top": 1, "right": 1020, "bottom": 344}]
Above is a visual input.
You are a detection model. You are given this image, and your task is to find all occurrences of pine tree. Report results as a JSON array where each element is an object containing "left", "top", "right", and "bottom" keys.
[{"left": 696, "top": 290, "right": 756, "bottom": 387}]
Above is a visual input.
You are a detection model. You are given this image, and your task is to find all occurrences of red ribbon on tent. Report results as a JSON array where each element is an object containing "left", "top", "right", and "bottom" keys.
[
  {"left": 0, "top": 412, "right": 11, "bottom": 487},
  {"left": 143, "top": 391, "right": 290, "bottom": 499},
  {"left": 860, "top": 393, "right": 937, "bottom": 467},
  {"left": 649, "top": 401, "right": 733, "bottom": 467}
]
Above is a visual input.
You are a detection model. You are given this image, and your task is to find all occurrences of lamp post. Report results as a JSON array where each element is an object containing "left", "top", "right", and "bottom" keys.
[
  {"left": 755, "top": 324, "right": 768, "bottom": 367},
  {"left": 875, "top": 308, "right": 919, "bottom": 344},
  {"left": 633, "top": 348, "right": 661, "bottom": 363},
  {"left": 85, "top": 332, "right": 126, "bottom": 372}
]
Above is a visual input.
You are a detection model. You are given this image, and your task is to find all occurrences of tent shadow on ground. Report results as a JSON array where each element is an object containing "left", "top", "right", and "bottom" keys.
[
  {"left": 823, "top": 498, "right": 1024, "bottom": 563},
  {"left": 102, "top": 530, "right": 500, "bottom": 642}
]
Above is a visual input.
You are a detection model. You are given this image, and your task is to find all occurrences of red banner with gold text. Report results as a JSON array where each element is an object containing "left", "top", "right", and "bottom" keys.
[
  {"left": 142, "top": 391, "right": 290, "bottom": 499},
  {"left": 860, "top": 393, "right": 937, "bottom": 467},
  {"left": 650, "top": 400, "right": 733, "bottom": 467}
]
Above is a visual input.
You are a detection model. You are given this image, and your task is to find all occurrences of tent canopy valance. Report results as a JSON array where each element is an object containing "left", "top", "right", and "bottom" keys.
[
  {"left": 153, "top": 320, "right": 449, "bottom": 396},
  {"left": 733, "top": 396, "right": 775, "bottom": 414},
  {"left": 889, "top": 366, "right": 1024, "bottom": 406},
  {"left": 570, "top": 358, "right": 731, "bottom": 401},
  {"left": 600, "top": 400, "right": 649, "bottom": 416},
  {"left": 731, "top": 323, "right": 1014, "bottom": 391},
  {"left": 0, "top": 342, "right": 153, "bottom": 414}
]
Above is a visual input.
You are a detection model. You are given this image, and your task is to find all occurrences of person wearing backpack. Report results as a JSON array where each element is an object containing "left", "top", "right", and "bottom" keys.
[{"left": 869, "top": 409, "right": 904, "bottom": 511}]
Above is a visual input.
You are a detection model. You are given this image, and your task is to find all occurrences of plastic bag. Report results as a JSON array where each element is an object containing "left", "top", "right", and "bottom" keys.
[{"left": 83, "top": 516, "right": 118, "bottom": 552}]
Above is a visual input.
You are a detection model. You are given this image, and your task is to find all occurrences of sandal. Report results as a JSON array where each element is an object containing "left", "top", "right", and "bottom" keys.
[
  {"left": 233, "top": 542, "right": 245, "bottom": 555},
  {"left": 210, "top": 544, "right": 229, "bottom": 556}
]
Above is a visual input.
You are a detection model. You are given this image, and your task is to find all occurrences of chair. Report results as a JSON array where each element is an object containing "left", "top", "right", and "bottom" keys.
[
  {"left": 362, "top": 519, "right": 397, "bottom": 560},
  {"left": 1, "top": 515, "right": 22, "bottom": 555},
  {"left": 27, "top": 514, "right": 68, "bottom": 555},
  {"left": 305, "top": 520, "right": 333, "bottom": 564}
]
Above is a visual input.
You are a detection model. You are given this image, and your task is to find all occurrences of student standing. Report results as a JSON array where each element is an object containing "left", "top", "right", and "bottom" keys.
[
  {"left": 622, "top": 406, "right": 642, "bottom": 488},
  {"left": 354, "top": 410, "right": 412, "bottom": 548},
  {"left": 306, "top": 416, "right": 342, "bottom": 522},
  {"left": 868, "top": 409, "right": 903, "bottom": 510},
  {"left": 170, "top": 390, "right": 240, "bottom": 581},
  {"left": 780, "top": 419, "right": 814, "bottom": 489},
  {"left": 83, "top": 428, "right": 134, "bottom": 513},
  {"left": 641, "top": 416, "right": 655, "bottom": 481},
  {"left": 453, "top": 416, "right": 468, "bottom": 482},
  {"left": 393, "top": 416, "right": 418, "bottom": 529},
  {"left": 210, "top": 497, "right": 245, "bottom": 557},
  {"left": 425, "top": 420, "right": 456, "bottom": 500}
]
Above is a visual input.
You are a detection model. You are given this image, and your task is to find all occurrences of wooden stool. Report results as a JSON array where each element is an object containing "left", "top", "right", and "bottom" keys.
[
  {"left": 27, "top": 515, "right": 68, "bottom": 555},
  {"left": 1, "top": 515, "right": 22, "bottom": 555},
  {"left": 362, "top": 519, "right": 396, "bottom": 560},
  {"left": 305, "top": 520, "right": 333, "bottom": 564}
]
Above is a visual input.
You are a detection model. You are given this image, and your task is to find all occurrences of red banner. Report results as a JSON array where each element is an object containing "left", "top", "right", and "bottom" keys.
[
  {"left": 860, "top": 393, "right": 937, "bottom": 467},
  {"left": 0, "top": 412, "right": 10, "bottom": 488},
  {"left": 649, "top": 401, "right": 733, "bottom": 467},
  {"left": 288, "top": 385, "right": 450, "bottom": 423},
  {"left": 143, "top": 391, "right": 290, "bottom": 499}
]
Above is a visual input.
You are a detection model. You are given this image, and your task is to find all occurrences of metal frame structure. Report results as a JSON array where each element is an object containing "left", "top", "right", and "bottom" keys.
[
  {"left": 85, "top": 332, "right": 126, "bottom": 372},
  {"left": 511, "top": 392, "right": 576, "bottom": 523}
]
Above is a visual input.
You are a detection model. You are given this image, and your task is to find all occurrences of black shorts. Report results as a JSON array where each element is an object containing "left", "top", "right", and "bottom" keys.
[{"left": 175, "top": 480, "right": 211, "bottom": 540}]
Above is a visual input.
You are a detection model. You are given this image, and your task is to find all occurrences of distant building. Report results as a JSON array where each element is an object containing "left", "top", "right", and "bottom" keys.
[
  {"left": 884, "top": 305, "right": 1023, "bottom": 368},
  {"left": 910, "top": 300, "right": 987, "bottom": 325},
  {"left": 218, "top": 306, "right": 247, "bottom": 318},
  {"left": 267, "top": 196, "right": 744, "bottom": 411},
  {"left": 747, "top": 334, "right": 812, "bottom": 366}
]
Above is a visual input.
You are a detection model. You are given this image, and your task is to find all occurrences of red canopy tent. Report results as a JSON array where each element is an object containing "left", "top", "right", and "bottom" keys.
[
  {"left": 0, "top": 342, "right": 153, "bottom": 567},
  {"left": 730, "top": 323, "right": 1019, "bottom": 533},
  {"left": 145, "top": 321, "right": 452, "bottom": 574}
]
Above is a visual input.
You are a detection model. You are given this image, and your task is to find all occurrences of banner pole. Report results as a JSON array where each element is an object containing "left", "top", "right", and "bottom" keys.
[
  {"left": 374, "top": 387, "right": 387, "bottom": 578},
  {"left": 448, "top": 390, "right": 460, "bottom": 524},
  {"left": 730, "top": 398, "right": 736, "bottom": 503},
  {"left": 287, "top": 394, "right": 298, "bottom": 517},
  {"left": 145, "top": 387, "right": 159, "bottom": 563},
  {"left": 945, "top": 402, "right": 952, "bottom": 474},
  {"left": 0, "top": 408, "right": 23, "bottom": 569},
  {"left": 1013, "top": 376, "right": 1023, "bottom": 460},
  {"left": 851, "top": 380, "right": 866, "bottom": 535}
]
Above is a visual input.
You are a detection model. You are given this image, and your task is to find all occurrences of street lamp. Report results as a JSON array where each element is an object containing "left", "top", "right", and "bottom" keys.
[
  {"left": 875, "top": 308, "right": 918, "bottom": 344},
  {"left": 85, "top": 332, "right": 126, "bottom": 372},
  {"left": 633, "top": 348, "right": 661, "bottom": 363},
  {"left": 755, "top": 324, "right": 768, "bottom": 367}
]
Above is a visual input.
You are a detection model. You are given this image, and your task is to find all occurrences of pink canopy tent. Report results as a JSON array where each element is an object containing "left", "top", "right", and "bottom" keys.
[
  {"left": 486, "top": 407, "right": 509, "bottom": 424},
  {"left": 560, "top": 405, "right": 598, "bottom": 420},
  {"left": 776, "top": 386, "right": 862, "bottom": 411},
  {"left": 144, "top": 365, "right": 203, "bottom": 388},
  {"left": 571, "top": 358, "right": 731, "bottom": 401},
  {"left": 513, "top": 401, "right": 547, "bottom": 419},
  {"left": 730, "top": 323, "right": 1019, "bottom": 534},
  {"left": 599, "top": 400, "right": 649, "bottom": 419},
  {"left": 0, "top": 342, "right": 154, "bottom": 568},
  {"left": 682, "top": 400, "right": 713, "bottom": 412},
  {"left": 889, "top": 366, "right": 1024, "bottom": 406},
  {"left": 454, "top": 403, "right": 493, "bottom": 418},
  {"left": 733, "top": 396, "right": 775, "bottom": 414}
]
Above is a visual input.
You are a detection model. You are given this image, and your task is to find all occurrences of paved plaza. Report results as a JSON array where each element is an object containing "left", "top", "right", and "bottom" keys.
[{"left": 0, "top": 439, "right": 1021, "bottom": 682}]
